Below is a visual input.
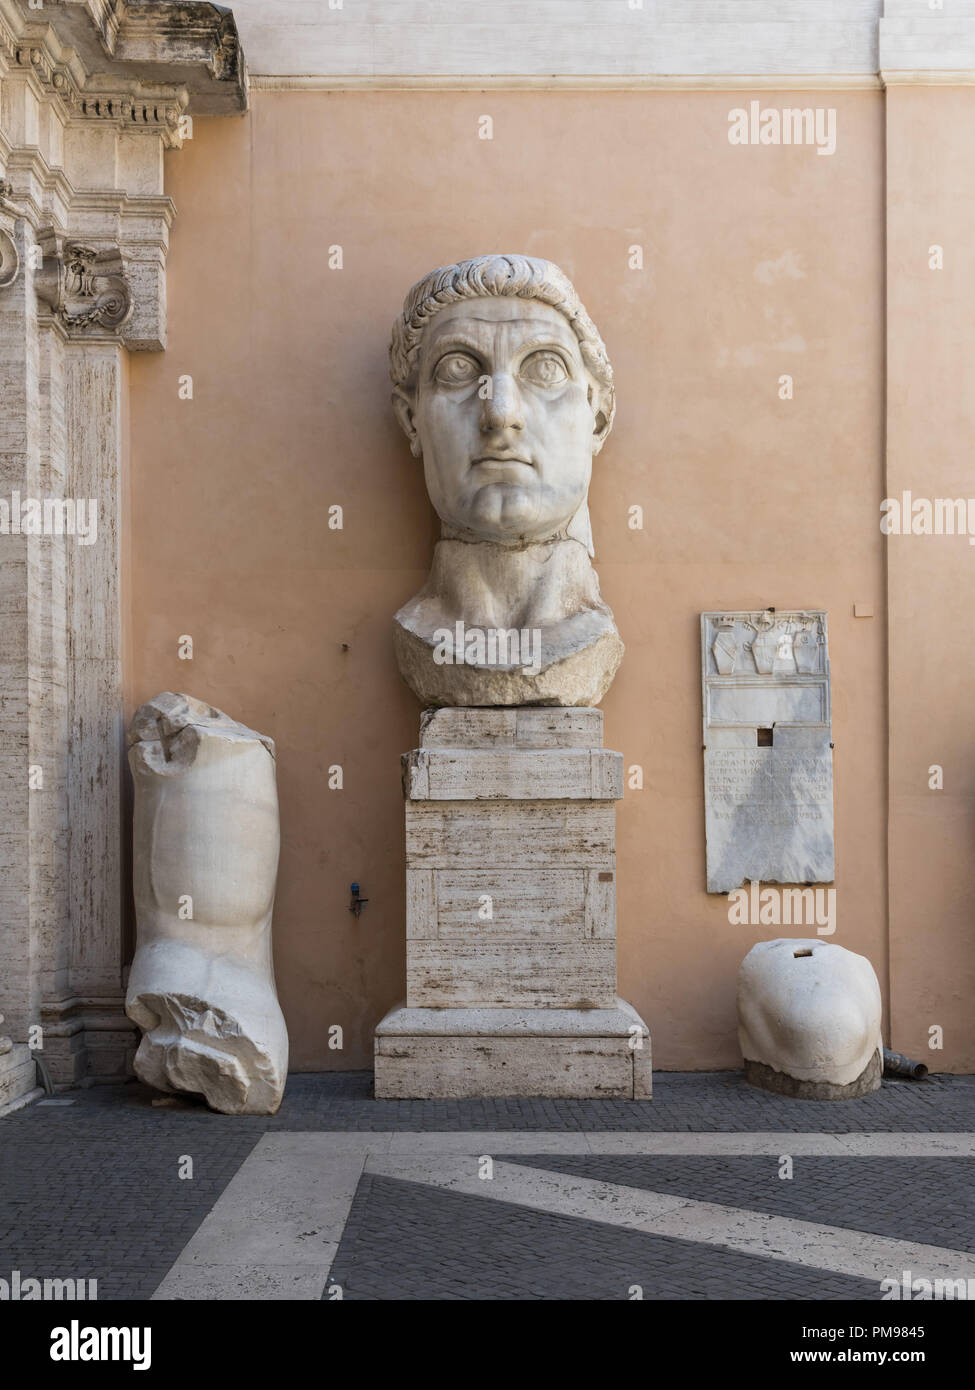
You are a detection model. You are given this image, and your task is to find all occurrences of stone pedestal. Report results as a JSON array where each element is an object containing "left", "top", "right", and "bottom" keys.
[{"left": 374, "top": 708, "right": 651, "bottom": 1099}]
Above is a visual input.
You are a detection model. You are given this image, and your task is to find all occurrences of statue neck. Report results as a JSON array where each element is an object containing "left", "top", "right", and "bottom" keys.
[{"left": 426, "top": 533, "right": 605, "bottom": 630}]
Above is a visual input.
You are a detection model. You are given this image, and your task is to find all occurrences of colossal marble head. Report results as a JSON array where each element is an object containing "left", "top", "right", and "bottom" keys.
[
  {"left": 390, "top": 255, "right": 615, "bottom": 552},
  {"left": 390, "top": 255, "right": 623, "bottom": 708}
]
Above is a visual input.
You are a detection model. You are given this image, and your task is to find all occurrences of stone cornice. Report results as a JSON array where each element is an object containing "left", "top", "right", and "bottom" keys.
[
  {"left": 0, "top": 0, "right": 246, "bottom": 126},
  {"left": 84, "top": 0, "right": 125, "bottom": 59},
  {"left": 229, "top": 0, "right": 975, "bottom": 85},
  {"left": 0, "top": 2, "right": 247, "bottom": 351},
  {"left": 881, "top": 1, "right": 975, "bottom": 81},
  {"left": 250, "top": 74, "right": 886, "bottom": 94},
  {"left": 228, "top": 0, "right": 886, "bottom": 81}
]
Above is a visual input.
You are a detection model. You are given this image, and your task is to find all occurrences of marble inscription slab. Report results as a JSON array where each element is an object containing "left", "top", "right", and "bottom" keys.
[{"left": 701, "top": 611, "right": 834, "bottom": 893}]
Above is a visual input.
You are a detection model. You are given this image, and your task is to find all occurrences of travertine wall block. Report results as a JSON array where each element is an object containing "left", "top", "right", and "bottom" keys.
[{"left": 403, "top": 747, "right": 623, "bottom": 801}]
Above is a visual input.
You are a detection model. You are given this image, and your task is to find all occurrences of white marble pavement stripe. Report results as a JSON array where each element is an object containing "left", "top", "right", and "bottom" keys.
[
  {"left": 152, "top": 1135, "right": 365, "bottom": 1301},
  {"left": 207, "top": 1130, "right": 975, "bottom": 1158},
  {"left": 365, "top": 1155, "right": 975, "bottom": 1285},
  {"left": 151, "top": 1131, "right": 975, "bottom": 1299},
  {"left": 385, "top": 1131, "right": 975, "bottom": 1157}
]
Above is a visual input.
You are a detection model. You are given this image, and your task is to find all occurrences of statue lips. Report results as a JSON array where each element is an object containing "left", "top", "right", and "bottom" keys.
[{"left": 471, "top": 454, "right": 535, "bottom": 483}]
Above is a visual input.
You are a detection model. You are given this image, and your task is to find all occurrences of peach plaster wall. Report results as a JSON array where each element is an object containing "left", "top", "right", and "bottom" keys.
[{"left": 125, "top": 90, "right": 891, "bottom": 1071}]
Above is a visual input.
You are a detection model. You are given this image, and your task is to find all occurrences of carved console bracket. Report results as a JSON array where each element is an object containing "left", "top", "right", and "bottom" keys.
[
  {"left": 0, "top": 178, "right": 18, "bottom": 286},
  {"left": 35, "top": 230, "right": 132, "bottom": 332}
]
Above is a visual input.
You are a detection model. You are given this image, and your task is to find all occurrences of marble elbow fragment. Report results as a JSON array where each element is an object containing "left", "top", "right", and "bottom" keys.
[{"left": 125, "top": 692, "right": 288, "bottom": 1115}]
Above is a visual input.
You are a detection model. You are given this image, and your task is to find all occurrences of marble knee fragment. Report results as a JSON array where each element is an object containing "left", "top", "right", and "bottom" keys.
[
  {"left": 737, "top": 938, "right": 883, "bottom": 1099},
  {"left": 125, "top": 692, "right": 288, "bottom": 1115}
]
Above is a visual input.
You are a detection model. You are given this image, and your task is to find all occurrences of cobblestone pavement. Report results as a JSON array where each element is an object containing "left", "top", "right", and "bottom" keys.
[
  {"left": 269, "top": 1069, "right": 975, "bottom": 1132},
  {"left": 330, "top": 1173, "right": 885, "bottom": 1301},
  {"left": 1, "top": 1071, "right": 973, "bottom": 1301}
]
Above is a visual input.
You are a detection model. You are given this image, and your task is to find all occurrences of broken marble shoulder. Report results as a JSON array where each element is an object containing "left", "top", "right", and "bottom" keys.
[
  {"left": 394, "top": 534, "right": 622, "bottom": 707},
  {"left": 124, "top": 692, "right": 288, "bottom": 1115}
]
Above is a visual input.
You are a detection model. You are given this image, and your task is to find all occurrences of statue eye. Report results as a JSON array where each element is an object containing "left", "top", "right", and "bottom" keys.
[
  {"left": 434, "top": 352, "right": 479, "bottom": 385},
  {"left": 521, "top": 351, "right": 568, "bottom": 387}
]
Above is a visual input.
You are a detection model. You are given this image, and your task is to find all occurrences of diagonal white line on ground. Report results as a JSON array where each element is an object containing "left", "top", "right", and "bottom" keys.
[
  {"left": 364, "top": 1154, "right": 975, "bottom": 1285},
  {"left": 149, "top": 1131, "right": 975, "bottom": 1299},
  {"left": 375, "top": 1131, "right": 975, "bottom": 1157},
  {"left": 577, "top": 1132, "right": 975, "bottom": 1157},
  {"left": 152, "top": 1134, "right": 365, "bottom": 1301}
]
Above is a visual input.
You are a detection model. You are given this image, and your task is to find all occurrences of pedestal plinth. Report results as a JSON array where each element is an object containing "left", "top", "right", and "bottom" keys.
[{"left": 374, "top": 708, "right": 651, "bottom": 1099}]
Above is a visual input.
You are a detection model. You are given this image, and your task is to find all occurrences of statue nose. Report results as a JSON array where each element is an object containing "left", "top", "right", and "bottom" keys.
[{"left": 479, "top": 374, "right": 525, "bottom": 432}]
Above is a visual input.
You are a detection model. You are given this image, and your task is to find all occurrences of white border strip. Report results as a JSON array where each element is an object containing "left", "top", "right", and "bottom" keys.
[
  {"left": 250, "top": 73, "right": 883, "bottom": 92},
  {"left": 882, "top": 69, "right": 975, "bottom": 86}
]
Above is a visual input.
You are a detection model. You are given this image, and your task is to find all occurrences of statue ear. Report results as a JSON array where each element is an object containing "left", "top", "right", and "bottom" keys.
[
  {"left": 588, "top": 384, "right": 614, "bottom": 457},
  {"left": 392, "top": 387, "right": 422, "bottom": 458}
]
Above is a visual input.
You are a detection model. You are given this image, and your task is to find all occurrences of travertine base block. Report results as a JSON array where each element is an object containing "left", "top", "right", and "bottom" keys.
[
  {"left": 374, "top": 709, "right": 651, "bottom": 1098},
  {"left": 376, "top": 1000, "right": 651, "bottom": 1099},
  {"left": 0, "top": 1044, "right": 41, "bottom": 1116}
]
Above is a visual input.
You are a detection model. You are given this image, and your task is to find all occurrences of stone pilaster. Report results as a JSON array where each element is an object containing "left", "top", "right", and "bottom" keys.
[
  {"left": 0, "top": 0, "right": 247, "bottom": 1093},
  {"left": 880, "top": 1, "right": 975, "bottom": 1072}
]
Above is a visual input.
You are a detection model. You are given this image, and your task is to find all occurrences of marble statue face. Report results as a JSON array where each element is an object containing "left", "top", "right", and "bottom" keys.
[{"left": 407, "top": 297, "right": 601, "bottom": 543}]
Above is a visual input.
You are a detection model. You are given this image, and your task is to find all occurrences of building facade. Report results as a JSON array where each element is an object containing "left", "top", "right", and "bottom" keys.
[{"left": 1, "top": 1, "right": 972, "bottom": 1102}]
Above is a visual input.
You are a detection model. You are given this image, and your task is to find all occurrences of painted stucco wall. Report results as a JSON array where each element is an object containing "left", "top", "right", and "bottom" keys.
[{"left": 126, "top": 88, "right": 895, "bottom": 1071}]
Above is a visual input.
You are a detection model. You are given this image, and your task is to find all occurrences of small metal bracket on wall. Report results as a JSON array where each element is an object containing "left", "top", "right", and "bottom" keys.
[{"left": 349, "top": 882, "right": 369, "bottom": 919}]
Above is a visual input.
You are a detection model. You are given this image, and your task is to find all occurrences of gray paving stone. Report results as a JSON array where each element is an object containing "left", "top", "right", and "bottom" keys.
[
  {"left": 0, "top": 1098, "right": 260, "bottom": 1300},
  {"left": 328, "top": 1173, "right": 886, "bottom": 1301},
  {"left": 262, "top": 1069, "right": 972, "bottom": 1134},
  {"left": 1, "top": 1070, "right": 972, "bottom": 1301}
]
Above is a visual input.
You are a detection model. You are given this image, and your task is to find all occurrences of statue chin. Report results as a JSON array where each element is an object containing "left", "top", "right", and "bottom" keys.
[
  {"left": 469, "top": 489, "right": 535, "bottom": 530},
  {"left": 444, "top": 490, "right": 579, "bottom": 546}
]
